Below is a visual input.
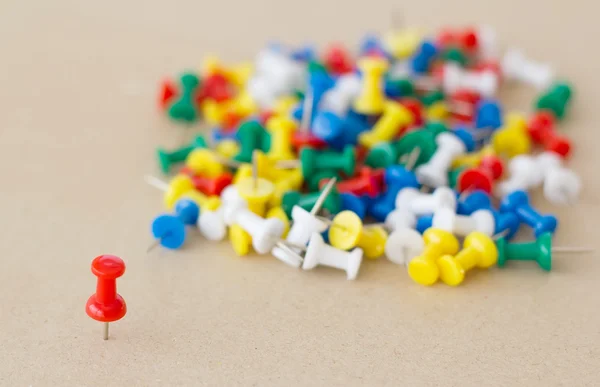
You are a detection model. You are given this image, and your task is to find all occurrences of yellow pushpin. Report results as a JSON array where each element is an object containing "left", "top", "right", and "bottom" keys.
[
  {"left": 384, "top": 12, "right": 421, "bottom": 60},
  {"left": 201, "top": 99, "right": 228, "bottom": 125},
  {"left": 353, "top": 56, "right": 389, "bottom": 115},
  {"left": 266, "top": 207, "right": 290, "bottom": 238},
  {"left": 269, "top": 168, "right": 304, "bottom": 208},
  {"left": 266, "top": 115, "right": 297, "bottom": 161},
  {"left": 451, "top": 145, "right": 495, "bottom": 169},
  {"left": 144, "top": 175, "right": 221, "bottom": 211},
  {"left": 224, "top": 62, "right": 253, "bottom": 87},
  {"left": 329, "top": 211, "right": 388, "bottom": 259},
  {"left": 437, "top": 232, "right": 498, "bottom": 286},
  {"left": 426, "top": 101, "right": 450, "bottom": 121},
  {"left": 491, "top": 113, "right": 531, "bottom": 158},
  {"left": 215, "top": 139, "right": 240, "bottom": 160},
  {"left": 185, "top": 148, "right": 226, "bottom": 177},
  {"left": 359, "top": 101, "right": 413, "bottom": 148},
  {"left": 229, "top": 89, "right": 258, "bottom": 118},
  {"left": 235, "top": 151, "right": 275, "bottom": 216},
  {"left": 229, "top": 224, "right": 253, "bottom": 256},
  {"left": 407, "top": 228, "right": 459, "bottom": 286}
]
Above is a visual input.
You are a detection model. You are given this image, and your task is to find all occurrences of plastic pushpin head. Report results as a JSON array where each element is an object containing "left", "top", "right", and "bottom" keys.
[
  {"left": 185, "top": 148, "right": 226, "bottom": 178},
  {"left": 353, "top": 56, "right": 389, "bottom": 115},
  {"left": 408, "top": 228, "right": 459, "bottom": 286},
  {"left": 236, "top": 176, "right": 274, "bottom": 216},
  {"left": 164, "top": 175, "right": 194, "bottom": 209},
  {"left": 86, "top": 255, "right": 127, "bottom": 323},
  {"left": 152, "top": 214, "right": 186, "bottom": 249},
  {"left": 168, "top": 72, "right": 200, "bottom": 123},
  {"left": 329, "top": 211, "right": 364, "bottom": 250},
  {"left": 229, "top": 225, "right": 253, "bottom": 256}
]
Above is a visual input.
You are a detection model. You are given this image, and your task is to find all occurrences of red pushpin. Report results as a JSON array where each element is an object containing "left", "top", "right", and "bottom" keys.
[
  {"left": 457, "top": 154, "right": 504, "bottom": 194},
  {"left": 158, "top": 79, "right": 177, "bottom": 110},
  {"left": 86, "top": 255, "right": 127, "bottom": 340}
]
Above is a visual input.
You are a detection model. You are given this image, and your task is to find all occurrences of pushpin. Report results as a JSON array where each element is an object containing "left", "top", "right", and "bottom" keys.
[
  {"left": 235, "top": 152, "right": 275, "bottom": 216},
  {"left": 359, "top": 101, "right": 413, "bottom": 148},
  {"left": 86, "top": 255, "right": 127, "bottom": 340},
  {"left": 501, "top": 49, "right": 554, "bottom": 89},
  {"left": 185, "top": 148, "right": 229, "bottom": 178},
  {"left": 496, "top": 233, "right": 592, "bottom": 271},
  {"left": 536, "top": 151, "right": 582, "bottom": 205},
  {"left": 319, "top": 73, "right": 362, "bottom": 116},
  {"left": 144, "top": 174, "right": 221, "bottom": 211},
  {"left": 298, "top": 146, "right": 356, "bottom": 180},
  {"left": 323, "top": 43, "right": 354, "bottom": 75},
  {"left": 234, "top": 121, "right": 271, "bottom": 163},
  {"left": 156, "top": 135, "right": 207, "bottom": 174},
  {"left": 491, "top": 113, "right": 531, "bottom": 157},
  {"left": 443, "top": 63, "right": 498, "bottom": 98},
  {"left": 223, "top": 201, "right": 286, "bottom": 254},
  {"left": 456, "top": 154, "right": 504, "bottom": 194},
  {"left": 495, "top": 154, "right": 544, "bottom": 197},
  {"left": 179, "top": 169, "right": 233, "bottom": 196},
  {"left": 282, "top": 184, "right": 341, "bottom": 218},
  {"left": 396, "top": 186, "right": 457, "bottom": 216},
  {"left": 385, "top": 27, "right": 421, "bottom": 59},
  {"left": 148, "top": 198, "right": 200, "bottom": 251},
  {"left": 437, "top": 231, "right": 498, "bottom": 286},
  {"left": 459, "top": 190, "right": 520, "bottom": 239},
  {"left": 369, "top": 164, "right": 420, "bottom": 221},
  {"left": 329, "top": 210, "right": 388, "bottom": 259},
  {"left": 432, "top": 207, "right": 495, "bottom": 237},
  {"left": 416, "top": 130, "right": 474, "bottom": 188},
  {"left": 500, "top": 190, "right": 557, "bottom": 237},
  {"left": 168, "top": 72, "right": 201, "bottom": 123},
  {"left": 536, "top": 82, "right": 573, "bottom": 120},
  {"left": 384, "top": 225, "right": 424, "bottom": 265},
  {"left": 291, "top": 88, "right": 328, "bottom": 151},
  {"left": 353, "top": 56, "right": 389, "bottom": 115},
  {"left": 271, "top": 178, "right": 337, "bottom": 266},
  {"left": 158, "top": 78, "right": 176, "bottom": 109},
  {"left": 411, "top": 41, "right": 439, "bottom": 74},
  {"left": 266, "top": 115, "right": 297, "bottom": 161},
  {"left": 527, "top": 111, "right": 572, "bottom": 158},
  {"left": 301, "top": 233, "right": 364, "bottom": 280},
  {"left": 408, "top": 228, "right": 460, "bottom": 286}
]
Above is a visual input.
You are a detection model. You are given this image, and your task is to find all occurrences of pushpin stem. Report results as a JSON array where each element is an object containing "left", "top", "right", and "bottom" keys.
[
  {"left": 146, "top": 237, "right": 164, "bottom": 253},
  {"left": 310, "top": 177, "right": 337, "bottom": 216},
  {"left": 251, "top": 150, "right": 258, "bottom": 191},
  {"left": 103, "top": 322, "right": 109, "bottom": 341},
  {"left": 144, "top": 175, "right": 169, "bottom": 192},
  {"left": 300, "top": 89, "right": 314, "bottom": 134},
  {"left": 404, "top": 147, "right": 421, "bottom": 171},
  {"left": 492, "top": 229, "right": 510, "bottom": 240},
  {"left": 552, "top": 247, "right": 594, "bottom": 253}
]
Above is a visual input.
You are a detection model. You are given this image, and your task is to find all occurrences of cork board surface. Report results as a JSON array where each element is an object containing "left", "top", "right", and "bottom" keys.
[{"left": 1, "top": 0, "right": 599, "bottom": 385}]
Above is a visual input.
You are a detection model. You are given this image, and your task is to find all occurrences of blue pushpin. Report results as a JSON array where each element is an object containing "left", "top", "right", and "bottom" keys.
[
  {"left": 340, "top": 193, "right": 366, "bottom": 220},
  {"left": 148, "top": 199, "right": 200, "bottom": 251},
  {"left": 291, "top": 44, "right": 317, "bottom": 62},
  {"left": 452, "top": 127, "right": 476, "bottom": 152},
  {"left": 358, "top": 34, "right": 390, "bottom": 59},
  {"left": 415, "top": 215, "right": 433, "bottom": 234},
  {"left": 461, "top": 190, "right": 520, "bottom": 239},
  {"left": 475, "top": 99, "right": 502, "bottom": 130},
  {"left": 312, "top": 111, "right": 346, "bottom": 148},
  {"left": 500, "top": 190, "right": 557, "bottom": 237},
  {"left": 369, "top": 165, "right": 420, "bottom": 221},
  {"left": 293, "top": 71, "right": 335, "bottom": 126},
  {"left": 410, "top": 41, "right": 438, "bottom": 74}
]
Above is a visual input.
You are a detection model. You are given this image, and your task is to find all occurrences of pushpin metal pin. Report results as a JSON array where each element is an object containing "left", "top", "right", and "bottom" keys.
[
  {"left": 300, "top": 89, "right": 314, "bottom": 134},
  {"left": 310, "top": 177, "right": 338, "bottom": 216}
]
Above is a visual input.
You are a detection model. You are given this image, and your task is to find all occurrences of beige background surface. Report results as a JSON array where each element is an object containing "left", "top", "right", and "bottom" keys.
[{"left": 1, "top": 0, "right": 600, "bottom": 385}]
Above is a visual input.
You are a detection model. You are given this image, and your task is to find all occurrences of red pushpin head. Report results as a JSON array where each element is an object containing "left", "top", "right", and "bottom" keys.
[
  {"left": 86, "top": 255, "right": 126, "bottom": 339},
  {"left": 158, "top": 79, "right": 177, "bottom": 110},
  {"left": 457, "top": 155, "right": 503, "bottom": 194}
]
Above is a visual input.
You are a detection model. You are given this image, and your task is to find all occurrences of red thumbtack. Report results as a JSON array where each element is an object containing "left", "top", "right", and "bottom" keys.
[
  {"left": 457, "top": 154, "right": 504, "bottom": 194},
  {"left": 86, "top": 255, "right": 127, "bottom": 340},
  {"left": 527, "top": 111, "right": 572, "bottom": 158},
  {"left": 158, "top": 79, "right": 177, "bottom": 110}
]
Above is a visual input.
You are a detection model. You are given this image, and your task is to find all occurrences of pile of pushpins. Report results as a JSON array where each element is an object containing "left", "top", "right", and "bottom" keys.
[{"left": 148, "top": 25, "right": 587, "bottom": 286}]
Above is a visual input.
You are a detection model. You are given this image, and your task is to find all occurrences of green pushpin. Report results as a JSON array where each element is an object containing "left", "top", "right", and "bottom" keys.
[
  {"left": 395, "top": 130, "right": 437, "bottom": 169},
  {"left": 424, "top": 121, "right": 448, "bottom": 137},
  {"left": 420, "top": 90, "right": 445, "bottom": 107},
  {"left": 442, "top": 47, "right": 468, "bottom": 67},
  {"left": 168, "top": 72, "right": 201, "bottom": 123},
  {"left": 282, "top": 187, "right": 341, "bottom": 218},
  {"left": 496, "top": 233, "right": 592, "bottom": 271},
  {"left": 364, "top": 142, "right": 398, "bottom": 169},
  {"left": 156, "top": 135, "right": 208, "bottom": 174},
  {"left": 535, "top": 82, "right": 573, "bottom": 120},
  {"left": 299, "top": 146, "right": 356, "bottom": 181},
  {"left": 307, "top": 169, "right": 341, "bottom": 192},
  {"left": 234, "top": 121, "right": 270, "bottom": 163}
]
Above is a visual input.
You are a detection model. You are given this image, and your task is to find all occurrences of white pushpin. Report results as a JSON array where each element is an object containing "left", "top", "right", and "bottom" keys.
[
  {"left": 443, "top": 63, "right": 498, "bottom": 97},
  {"left": 196, "top": 185, "right": 246, "bottom": 241},
  {"left": 271, "top": 178, "right": 337, "bottom": 267},
  {"left": 496, "top": 154, "right": 544, "bottom": 197},
  {"left": 319, "top": 73, "right": 362, "bottom": 116},
  {"left": 432, "top": 207, "right": 495, "bottom": 237},
  {"left": 384, "top": 208, "right": 417, "bottom": 231},
  {"left": 246, "top": 76, "right": 279, "bottom": 109},
  {"left": 301, "top": 233, "right": 363, "bottom": 280},
  {"left": 223, "top": 202, "right": 285, "bottom": 254},
  {"left": 384, "top": 228, "right": 424, "bottom": 265},
  {"left": 415, "top": 132, "right": 468, "bottom": 188},
  {"left": 501, "top": 49, "right": 554, "bottom": 90},
  {"left": 536, "top": 151, "right": 582, "bottom": 205},
  {"left": 476, "top": 25, "right": 499, "bottom": 60},
  {"left": 395, "top": 186, "right": 457, "bottom": 215}
]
